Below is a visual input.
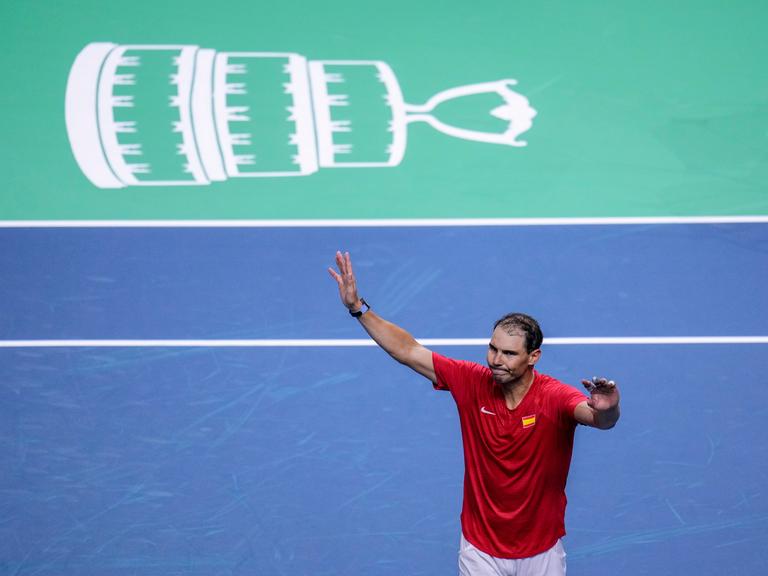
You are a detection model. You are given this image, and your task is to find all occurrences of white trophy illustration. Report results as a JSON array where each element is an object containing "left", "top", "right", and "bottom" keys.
[{"left": 66, "top": 43, "right": 537, "bottom": 188}]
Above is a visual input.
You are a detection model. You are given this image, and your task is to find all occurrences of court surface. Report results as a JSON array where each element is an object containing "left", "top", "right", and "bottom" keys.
[
  {"left": 2, "top": 222, "right": 767, "bottom": 575},
  {"left": 3, "top": 0, "right": 768, "bottom": 574}
]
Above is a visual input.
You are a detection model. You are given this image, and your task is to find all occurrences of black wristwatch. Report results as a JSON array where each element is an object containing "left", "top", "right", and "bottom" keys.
[{"left": 349, "top": 298, "right": 370, "bottom": 318}]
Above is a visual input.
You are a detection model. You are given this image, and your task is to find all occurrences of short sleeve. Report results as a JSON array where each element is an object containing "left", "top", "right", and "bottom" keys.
[
  {"left": 431, "top": 352, "right": 453, "bottom": 391},
  {"left": 555, "top": 382, "right": 589, "bottom": 425},
  {"left": 432, "top": 351, "right": 490, "bottom": 405}
]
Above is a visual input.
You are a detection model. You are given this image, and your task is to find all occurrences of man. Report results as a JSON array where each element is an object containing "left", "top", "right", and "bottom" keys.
[{"left": 328, "top": 251, "right": 620, "bottom": 576}]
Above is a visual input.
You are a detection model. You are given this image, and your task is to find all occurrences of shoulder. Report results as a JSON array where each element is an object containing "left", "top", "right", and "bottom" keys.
[
  {"left": 432, "top": 351, "right": 490, "bottom": 396},
  {"left": 536, "top": 372, "right": 569, "bottom": 390},
  {"left": 535, "top": 371, "right": 588, "bottom": 408},
  {"left": 433, "top": 351, "right": 489, "bottom": 379}
]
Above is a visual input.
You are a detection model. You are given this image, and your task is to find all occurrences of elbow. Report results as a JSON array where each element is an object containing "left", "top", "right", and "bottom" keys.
[
  {"left": 389, "top": 347, "right": 410, "bottom": 365},
  {"left": 390, "top": 342, "right": 422, "bottom": 366}
]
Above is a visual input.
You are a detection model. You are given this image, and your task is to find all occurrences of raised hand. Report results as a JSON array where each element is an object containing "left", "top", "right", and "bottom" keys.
[
  {"left": 328, "top": 251, "right": 363, "bottom": 311},
  {"left": 581, "top": 377, "right": 620, "bottom": 412}
]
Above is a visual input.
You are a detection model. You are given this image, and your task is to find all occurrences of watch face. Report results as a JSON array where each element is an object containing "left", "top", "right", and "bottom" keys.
[{"left": 350, "top": 300, "right": 368, "bottom": 317}]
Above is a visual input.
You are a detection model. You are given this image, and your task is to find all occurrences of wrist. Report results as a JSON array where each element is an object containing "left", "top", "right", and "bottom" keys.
[{"left": 349, "top": 298, "right": 370, "bottom": 318}]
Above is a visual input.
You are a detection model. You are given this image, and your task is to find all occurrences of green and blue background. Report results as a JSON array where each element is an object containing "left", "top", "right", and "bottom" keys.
[{"left": 1, "top": 1, "right": 767, "bottom": 575}]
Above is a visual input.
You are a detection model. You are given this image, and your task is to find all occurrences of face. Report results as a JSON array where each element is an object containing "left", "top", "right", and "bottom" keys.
[{"left": 486, "top": 327, "right": 541, "bottom": 385}]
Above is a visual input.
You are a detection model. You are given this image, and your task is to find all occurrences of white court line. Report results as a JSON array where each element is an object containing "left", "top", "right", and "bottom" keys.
[
  {"left": 1, "top": 216, "right": 767, "bottom": 228},
  {"left": 1, "top": 337, "right": 767, "bottom": 348}
]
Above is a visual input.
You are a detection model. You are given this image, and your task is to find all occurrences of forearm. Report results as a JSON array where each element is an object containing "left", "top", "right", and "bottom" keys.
[
  {"left": 356, "top": 310, "right": 421, "bottom": 365},
  {"left": 592, "top": 404, "right": 620, "bottom": 430}
]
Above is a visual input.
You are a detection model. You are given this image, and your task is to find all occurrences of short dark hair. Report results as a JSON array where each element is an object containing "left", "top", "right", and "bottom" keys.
[{"left": 493, "top": 313, "right": 543, "bottom": 353}]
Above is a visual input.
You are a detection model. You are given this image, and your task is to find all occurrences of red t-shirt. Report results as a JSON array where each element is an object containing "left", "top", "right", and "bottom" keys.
[{"left": 432, "top": 352, "right": 587, "bottom": 559}]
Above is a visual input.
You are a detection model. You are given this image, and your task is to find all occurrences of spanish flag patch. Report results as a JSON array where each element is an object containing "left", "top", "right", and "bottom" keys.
[{"left": 521, "top": 414, "right": 536, "bottom": 428}]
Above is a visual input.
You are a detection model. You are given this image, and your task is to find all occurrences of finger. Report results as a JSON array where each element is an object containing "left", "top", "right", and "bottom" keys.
[
  {"left": 581, "top": 379, "right": 596, "bottom": 392},
  {"left": 590, "top": 376, "right": 616, "bottom": 388},
  {"left": 328, "top": 267, "right": 342, "bottom": 283},
  {"left": 335, "top": 251, "right": 346, "bottom": 274},
  {"left": 594, "top": 379, "right": 616, "bottom": 391},
  {"left": 591, "top": 385, "right": 617, "bottom": 398},
  {"left": 344, "top": 252, "right": 354, "bottom": 277}
]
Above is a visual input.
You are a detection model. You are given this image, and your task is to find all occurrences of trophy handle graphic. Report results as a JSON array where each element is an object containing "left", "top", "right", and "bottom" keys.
[{"left": 404, "top": 79, "right": 537, "bottom": 147}]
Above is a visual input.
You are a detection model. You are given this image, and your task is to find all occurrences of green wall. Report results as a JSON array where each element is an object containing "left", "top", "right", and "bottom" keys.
[{"left": 1, "top": 0, "right": 766, "bottom": 219}]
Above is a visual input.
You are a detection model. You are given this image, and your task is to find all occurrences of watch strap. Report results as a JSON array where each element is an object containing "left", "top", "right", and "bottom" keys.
[{"left": 349, "top": 298, "right": 370, "bottom": 318}]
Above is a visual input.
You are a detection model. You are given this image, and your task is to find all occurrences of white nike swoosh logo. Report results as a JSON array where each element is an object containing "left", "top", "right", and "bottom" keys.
[{"left": 480, "top": 406, "right": 496, "bottom": 416}]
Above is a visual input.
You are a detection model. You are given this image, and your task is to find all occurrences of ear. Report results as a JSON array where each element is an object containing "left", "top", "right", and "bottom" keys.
[{"left": 528, "top": 349, "right": 542, "bottom": 365}]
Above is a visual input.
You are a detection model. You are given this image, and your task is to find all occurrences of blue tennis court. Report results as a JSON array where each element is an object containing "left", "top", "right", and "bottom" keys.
[{"left": 2, "top": 222, "right": 767, "bottom": 575}]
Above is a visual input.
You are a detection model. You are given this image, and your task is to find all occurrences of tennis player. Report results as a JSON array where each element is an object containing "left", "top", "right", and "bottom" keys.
[{"left": 329, "top": 251, "right": 620, "bottom": 576}]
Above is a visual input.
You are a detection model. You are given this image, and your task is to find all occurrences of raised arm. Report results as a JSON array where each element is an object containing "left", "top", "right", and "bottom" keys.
[
  {"left": 328, "top": 251, "right": 436, "bottom": 383},
  {"left": 574, "top": 377, "right": 621, "bottom": 429}
]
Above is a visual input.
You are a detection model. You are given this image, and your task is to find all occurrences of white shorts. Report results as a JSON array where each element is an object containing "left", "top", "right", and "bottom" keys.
[{"left": 458, "top": 534, "right": 567, "bottom": 576}]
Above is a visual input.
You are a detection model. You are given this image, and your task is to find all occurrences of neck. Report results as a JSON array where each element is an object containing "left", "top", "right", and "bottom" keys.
[{"left": 502, "top": 369, "right": 535, "bottom": 408}]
